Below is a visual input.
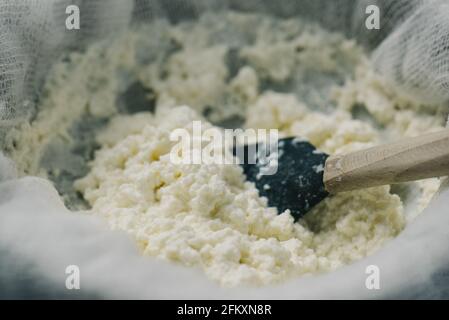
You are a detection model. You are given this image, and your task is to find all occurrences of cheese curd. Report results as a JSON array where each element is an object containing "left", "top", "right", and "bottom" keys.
[
  {"left": 7, "top": 12, "right": 444, "bottom": 287},
  {"left": 75, "top": 103, "right": 411, "bottom": 287}
]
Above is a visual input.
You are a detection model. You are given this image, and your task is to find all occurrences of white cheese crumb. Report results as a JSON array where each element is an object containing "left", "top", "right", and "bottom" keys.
[{"left": 312, "top": 164, "right": 324, "bottom": 173}]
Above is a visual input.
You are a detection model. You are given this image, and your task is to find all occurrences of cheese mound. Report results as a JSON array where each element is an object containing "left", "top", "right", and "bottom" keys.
[
  {"left": 75, "top": 104, "right": 406, "bottom": 287},
  {"left": 70, "top": 12, "right": 444, "bottom": 287},
  {"left": 8, "top": 11, "right": 442, "bottom": 287}
]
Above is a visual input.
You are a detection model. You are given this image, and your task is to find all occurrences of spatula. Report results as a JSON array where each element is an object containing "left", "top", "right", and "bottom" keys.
[{"left": 235, "top": 129, "right": 449, "bottom": 220}]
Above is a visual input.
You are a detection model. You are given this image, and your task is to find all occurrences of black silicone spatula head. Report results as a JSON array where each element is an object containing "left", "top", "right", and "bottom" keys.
[{"left": 234, "top": 137, "right": 329, "bottom": 220}]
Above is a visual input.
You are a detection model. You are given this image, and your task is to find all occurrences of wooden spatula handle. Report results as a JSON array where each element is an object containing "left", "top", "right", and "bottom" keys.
[{"left": 323, "top": 129, "right": 449, "bottom": 193}]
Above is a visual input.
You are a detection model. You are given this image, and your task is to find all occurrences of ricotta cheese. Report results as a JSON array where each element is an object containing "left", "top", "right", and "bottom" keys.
[{"left": 6, "top": 12, "right": 445, "bottom": 287}]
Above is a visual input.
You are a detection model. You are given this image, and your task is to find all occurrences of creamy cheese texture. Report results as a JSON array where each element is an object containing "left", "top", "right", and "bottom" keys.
[
  {"left": 74, "top": 105, "right": 405, "bottom": 287},
  {"left": 7, "top": 12, "right": 444, "bottom": 287}
]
